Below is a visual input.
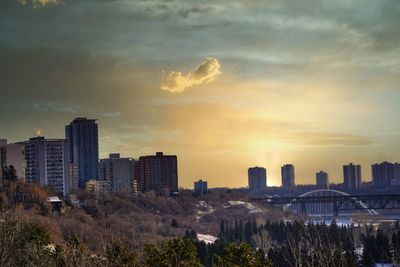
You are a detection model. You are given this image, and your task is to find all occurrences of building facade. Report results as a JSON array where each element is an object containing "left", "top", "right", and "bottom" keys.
[
  {"left": 248, "top": 166, "right": 267, "bottom": 192},
  {"left": 65, "top": 117, "right": 99, "bottom": 188},
  {"left": 194, "top": 179, "right": 208, "bottom": 194},
  {"left": 316, "top": 170, "right": 329, "bottom": 189},
  {"left": 343, "top": 163, "right": 361, "bottom": 190},
  {"left": 18, "top": 137, "right": 70, "bottom": 195},
  {"left": 281, "top": 164, "right": 295, "bottom": 189},
  {"left": 99, "top": 153, "right": 135, "bottom": 194},
  {"left": 394, "top": 163, "right": 400, "bottom": 184},
  {"left": 137, "top": 152, "right": 178, "bottom": 193},
  {"left": 86, "top": 179, "right": 108, "bottom": 195},
  {"left": 0, "top": 139, "right": 25, "bottom": 181},
  {"left": 372, "top": 161, "right": 395, "bottom": 187}
]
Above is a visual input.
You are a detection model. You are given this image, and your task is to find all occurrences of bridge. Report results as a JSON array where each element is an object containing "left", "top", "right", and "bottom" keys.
[{"left": 254, "top": 189, "right": 400, "bottom": 216}]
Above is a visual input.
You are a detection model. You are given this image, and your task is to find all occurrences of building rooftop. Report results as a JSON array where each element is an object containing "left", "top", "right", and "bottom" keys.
[{"left": 47, "top": 196, "right": 62, "bottom": 203}]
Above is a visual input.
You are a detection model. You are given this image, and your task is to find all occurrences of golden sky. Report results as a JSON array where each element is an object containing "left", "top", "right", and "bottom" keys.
[{"left": 1, "top": 0, "right": 400, "bottom": 187}]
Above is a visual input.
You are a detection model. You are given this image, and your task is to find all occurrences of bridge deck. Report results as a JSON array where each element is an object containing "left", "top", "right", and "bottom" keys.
[{"left": 253, "top": 194, "right": 400, "bottom": 210}]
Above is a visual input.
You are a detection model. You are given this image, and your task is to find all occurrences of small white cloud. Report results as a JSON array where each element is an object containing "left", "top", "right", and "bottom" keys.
[
  {"left": 18, "top": 0, "right": 63, "bottom": 7},
  {"left": 161, "top": 57, "right": 221, "bottom": 93}
]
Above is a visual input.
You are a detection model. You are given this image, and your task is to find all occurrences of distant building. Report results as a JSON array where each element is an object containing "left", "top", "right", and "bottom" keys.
[
  {"left": 0, "top": 139, "right": 25, "bottom": 181},
  {"left": 99, "top": 153, "right": 135, "bottom": 194},
  {"left": 394, "top": 163, "right": 400, "bottom": 184},
  {"left": 194, "top": 179, "right": 208, "bottom": 194},
  {"left": 372, "top": 162, "right": 394, "bottom": 188},
  {"left": 68, "top": 163, "right": 79, "bottom": 192},
  {"left": 316, "top": 171, "right": 329, "bottom": 189},
  {"left": 281, "top": 164, "right": 295, "bottom": 189},
  {"left": 86, "top": 179, "right": 108, "bottom": 195},
  {"left": 343, "top": 163, "right": 361, "bottom": 189},
  {"left": 65, "top": 118, "right": 99, "bottom": 188},
  {"left": 17, "top": 137, "right": 70, "bottom": 195},
  {"left": 248, "top": 167, "right": 267, "bottom": 192},
  {"left": 46, "top": 196, "right": 62, "bottom": 212},
  {"left": 137, "top": 152, "right": 178, "bottom": 193}
]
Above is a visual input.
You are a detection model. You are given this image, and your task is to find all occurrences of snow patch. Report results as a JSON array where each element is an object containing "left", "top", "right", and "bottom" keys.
[
  {"left": 197, "top": 234, "right": 218, "bottom": 244},
  {"left": 228, "top": 200, "right": 246, "bottom": 205},
  {"left": 306, "top": 218, "right": 358, "bottom": 227},
  {"left": 224, "top": 201, "right": 262, "bottom": 214},
  {"left": 195, "top": 201, "right": 215, "bottom": 221},
  {"left": 245, "top": 202, "right": 263, "bottom": 214}
]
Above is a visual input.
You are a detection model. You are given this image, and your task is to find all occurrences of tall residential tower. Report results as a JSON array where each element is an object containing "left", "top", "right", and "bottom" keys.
[
  {"left": 343, "top": 163, "right": 361, "bottom": 190},
  {"left": 281, "top": 164, "right": 295, "bottom": 189},
  {"left": 137, "top": 152, "right": 178, "bottom": 193},
  {"left": 17, "top": 137, "right": 70, "bottom": 195},
  {"left": 316, "top": 170, "right": 329, "bottom": 189},
  {"left": 248, "top": 166, "right": 267, "bottom": 192},
  {"left": 65, "top": 118, "right": 99, "bottom": 188},
  {"left": 99, "top": 153, "right": 135, "bottom": 194}
]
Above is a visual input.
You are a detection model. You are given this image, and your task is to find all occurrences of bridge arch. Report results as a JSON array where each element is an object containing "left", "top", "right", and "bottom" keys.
[{"left": 283, "top": 189, "right": 378, "bottom": 215}]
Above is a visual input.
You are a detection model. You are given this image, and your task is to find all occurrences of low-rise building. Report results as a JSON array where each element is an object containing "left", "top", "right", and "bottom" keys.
[{"left": 194, "top": 179, "right": 208, "bottom": 195}]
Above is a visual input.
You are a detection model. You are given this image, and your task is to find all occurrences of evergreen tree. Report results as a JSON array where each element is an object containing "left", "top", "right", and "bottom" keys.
[
  {"left": 362, "top": 234, "right": 377, "bottom": 267},
  {"left": 245, "top": 219, "right": 253, "bottom": 243},
  {"left": 215, "top": 242, "right": 270, "bottom": 267},
  {"left": 105, "top": 240, "right": 137, "bottom": 266},
  {"left": 144, "top": 238, "right": 201, "bottom": 267},
  {"left": 343, "top": 234, "right": 358, "bottom": 267},
  {"left": 376, "top": 229, "right": 391, "bottom": 263},
  {"left": 392, "top": 231, "right": 400, "bottom": 264}
]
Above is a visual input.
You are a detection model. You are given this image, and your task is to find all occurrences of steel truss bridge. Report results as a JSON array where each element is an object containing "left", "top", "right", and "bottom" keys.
[{"left": 254, "top": 189, "right": 400, "bottom": 216}]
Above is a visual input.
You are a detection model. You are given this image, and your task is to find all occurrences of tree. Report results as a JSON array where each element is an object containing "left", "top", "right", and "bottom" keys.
[
  {"left": 343, "top": 234, "right": 358, "bottom": 267},
  {"left": 362, "top": 234, "right": 376, "bottom": 267},
  {"left": 0, "top": 216, "right": 59, "bottom": 266},
  {"left": 62, "top": 236, "right": 102, "bottom": 267},
  {"left": 392, "top": 231, "right": 400, "bottom": 264},
  {"left": 215, "top": 242, "right": 270, "bottom": 267},
  {"left": 376, "top": 229, "right": 391, "bottom": 263},
  {"left": 105, "top": 241, "right": 137, "bottom": 266},
  {"left": 171, "top": 218, "right": 179, "bottom": 228},
  {"left": 144, "top": 238, "right": 201, "bottom": 267}
]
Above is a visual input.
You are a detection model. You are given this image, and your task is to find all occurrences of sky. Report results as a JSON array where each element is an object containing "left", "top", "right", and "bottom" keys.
[{"left": 1, "top": 0, "right": 400, "bottom": 188}]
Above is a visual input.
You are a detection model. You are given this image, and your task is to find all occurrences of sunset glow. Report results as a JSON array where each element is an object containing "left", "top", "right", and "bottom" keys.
[{"left": 1, "top": 0, "right": 400, "bottom": 188}]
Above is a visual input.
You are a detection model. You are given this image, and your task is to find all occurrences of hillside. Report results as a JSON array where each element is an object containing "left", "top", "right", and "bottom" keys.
[{"left": 1, "top": 182, "right": 287, "bottom": 254}]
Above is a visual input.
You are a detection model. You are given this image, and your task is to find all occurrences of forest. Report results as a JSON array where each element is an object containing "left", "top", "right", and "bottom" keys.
[{"left": 1, "top": 166, "right": 400, "bottom": 266}]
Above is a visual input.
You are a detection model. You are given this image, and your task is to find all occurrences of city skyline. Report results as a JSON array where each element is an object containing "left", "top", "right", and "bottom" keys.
[
  {"left": 2, "top": 121, "right": 400, "bottom": 189},
  {"left": 1, "top": 0, "right": 400, "bottom": 188}
]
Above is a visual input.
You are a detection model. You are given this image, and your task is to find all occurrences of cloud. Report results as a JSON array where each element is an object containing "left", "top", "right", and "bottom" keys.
[
  {"left": 18, "top": 0, "right": 62, "bottom": 7},
  {"left": 161, "top": 57, "right": 221, "bottom": 93},
  {"left": 284, "top": 132, "right": 374, "bottom": 147}
]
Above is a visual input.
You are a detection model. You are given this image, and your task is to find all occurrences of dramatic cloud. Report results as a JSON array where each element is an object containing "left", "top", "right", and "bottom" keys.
[
  {"left": 2, "top": 0, "right": 400, "bottom": 187},
  {"left": 18, "top": 0, "right": 62, "bottom": 7},
  {"left": 161, "top": 57, "right": 221, "bottom": 93}
]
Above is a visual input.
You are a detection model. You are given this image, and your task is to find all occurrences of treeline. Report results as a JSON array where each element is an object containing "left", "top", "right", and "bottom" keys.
[
  {"left": 0, "top": 212, "right": 272, "bottom": 267},
  {"left": 3, "top": 165, "right": 400, "bottom": 266},
  {"left": 3, "top": 207, "right": 400, "bottom": 266},
  {"left": 1, "top": 165, "right": 55, "bottom": 215},
  {"left": 187, "top": 219, "right": 400, "bottom": 267}
]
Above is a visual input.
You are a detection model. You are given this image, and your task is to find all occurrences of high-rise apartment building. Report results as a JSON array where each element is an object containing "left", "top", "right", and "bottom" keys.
[
  {"left": 372, "top": 161, "right": 394, "bottom": 187},
  {"left": 394, "top": 163, "right": 400, "bottom": 183},
  {"left": 99, "top": 153, "right": 135, "bottom": 194},
  {"left": 343, "top": 163, "right": 361, "bottom": 189},
  {"left": 17, "top": 137, "right": 70, "bottom": 195},
  {"left": 281, "top": 164, "right": 295, "bottom": 189},
  {"left": 137, "top": 152, "right": 178, "bottom": 193},
  {"left": 0, "top": 139, "right": 6, "bottom": 170},
  {"left": 316, "top": 170, "right": 329, "bottom": 189},
  {"left": 0, "top": 139, "right": 25, "bottom": 181},
  {"left": 65, "top": 118, "right": 99, "bottom": 188},
  {"left": 248, "top": 166, "right": 267, "bottom": 192}
]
